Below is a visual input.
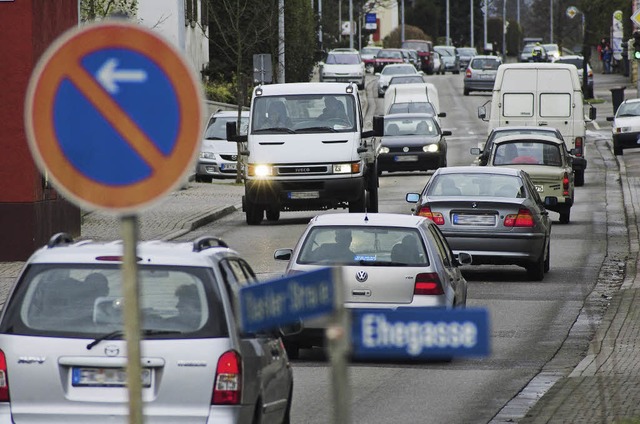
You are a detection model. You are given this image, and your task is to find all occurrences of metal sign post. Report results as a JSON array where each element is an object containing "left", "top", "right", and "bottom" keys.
[{"left": 326, "top": 268, "right": 350, "bottom": 424}]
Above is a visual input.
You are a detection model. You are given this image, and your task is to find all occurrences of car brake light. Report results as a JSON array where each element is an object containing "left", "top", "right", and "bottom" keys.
[
  {"left": 416, "top": 206, "right": 445, "bottom": 225},
  {"left": 0, "top": 350, "right": 9, "bottom": 402},
  {"left": 212, "top": 350, "right": 241, "bottom": 405},
  {"left": 465, "top": 68, "right": 472, "bottom": 78},
  {"left": 414, "top": 273, "right": 444, "bottom": 295},
  {"left": 574, "top": 137, "right": 583, "bottom": 157},
  {"left": 504, "top": 208, "right": 535, "bottom": 227},
  {"left": 563, "top": 172, "right": 570, "bottom": 196}
]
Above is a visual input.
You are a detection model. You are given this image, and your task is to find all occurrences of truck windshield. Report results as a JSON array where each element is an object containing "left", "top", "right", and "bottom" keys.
[{"left": 251, "top": 94, "right": 357, "bottom": 133}]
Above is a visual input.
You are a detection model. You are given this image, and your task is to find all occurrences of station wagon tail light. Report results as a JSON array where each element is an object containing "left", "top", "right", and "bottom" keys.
[
  {"left": 504, "top": 208, "right": 535, "bottom": 227},
  {"left": 563, "top": 172, "right": 570, "bottom": 196},
  {"left": 465, "top": 68, "right": 472, "bottom": 78},
  {"left": 0, "top": 350, "right": 9, "bottom": 402},
  {"left": 574, "top": 137, "right": 583, "bottom": 157},
  {"left": 414, "top": 273, "right": 445, "bottom": 295},
  {"left": 416, "top": 206, "right": 445, "bottom": 225},
  {"left": 212, "top": 350, "right": 242, "bottom": 405}
]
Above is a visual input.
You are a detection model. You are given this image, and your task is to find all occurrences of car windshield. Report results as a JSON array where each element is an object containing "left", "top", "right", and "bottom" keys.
[
  {"left": 389, "top": 76, "right": 424, "bottom": 85},
  {"left": 458, "top": 48, "right": 477, "bottom": 56},
  {"left": 471, "top": 58, "right": 500, "bottom": 70},
  {"left": 326, "top": 53, "right": 360, "bottom": 65},
  {"left": 251, "top": 94, "right": 357, "bottom": 133},
  {"left": 388, "top": 102, "right": 437, "bottom": 115},
  {"left": 0, "top": 264, "right": 228, "bottom": 338},
  {"left": 493, "top": 141, "right": 563, "bottom": 166},
  {"left": 556, "top": 58, "right": 583, "bottom": 68},
  {"left": 427, "top": 173, "right": 525, "bottom": 198},
  {"left": 377, "top": 50, "right": 403, "bottom": 59},
  {"left": 381, "top": 65, "right": 416, "bottom": 75},
  {"left": 522, "top": 45, "right": 534, "bottom": 54},
  {"left": 384, "top": 116, "right": 439, "bottom": 136},
  {"left": 617, "top": 102, "right": 640, "bottom": 117},
  {"left": 434, "top": 47, "right": 454, "bottom": 56},
  {"left": 361, "top": 47, "right": 380, "bottom": 56},
  {"left": 204, "top": 115, "right": 249, "bottom": 139},
  {"left": 297, "top": 226, "right": 429, "bottom": 266},
  {"left": 402, "top": 41, "right": 430, "bottom": 52}
]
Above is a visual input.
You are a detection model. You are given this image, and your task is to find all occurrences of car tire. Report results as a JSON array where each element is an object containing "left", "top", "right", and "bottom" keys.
[
  {"left": 195, "top": 175, "right": 213, "bottom": 183},
  {"left": 463, "top": 88, "right": 470, "bottom": 96},
  {"left": 266, "top": 208, "right": 280, "bottom": 222},
  {"left": 544, "top": 239, "right": 550, "bottom": 273},
  {"left": 453, "top": 70, "right": 460, "bottom": 75},
  {"left": 284, "top": 342, "right": 299, "bottom": 360},
  {"left": 252, "top": 399, "right": 263, "bottom": 424},
  {"left": 357, "top": 82, "right": 365, "bottom": 91},
  {"left": 559, "top": 206, "right": 570, "bottom": 224},
  {"left": 574, "top": 169, "right": 585, "bottom": 187},
  {"left": 245, "top": 200, "right": 264, "bottom": 225},
  {"left": 613, "top": 142, "right": 623, "bottom": 156},
  {"left": 282, "top": 387, "right": 293, "bottom": 424},
  {"left": 367, "top": 166, "right": 379, "bottom": 213},
  {"left": 526, "top": 251, "right": 545, "bottom": 281}
]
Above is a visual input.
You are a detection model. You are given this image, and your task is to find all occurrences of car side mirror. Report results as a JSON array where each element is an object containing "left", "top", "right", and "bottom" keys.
[
  {"left": 273, "top": 248, "right": 293, "bottom": 261},
  {"left": 544, "top": 196, "right": 558, "bottom": 207},
  {"left": 606, "top": 116, "right": 614, "bottom": 122},
  {"left": 442, "top": 130, "right": 452, "bottom": 136},
  {"left": 405, "top": 193, "right": 420, "bottom": 203},
  {"left": 438, "top": 112, "right": 447, "bottom": 118},
  {"left": 470, "top": 147, "right": 481, "bottom": 155},
  {"left": 478, "top": 106, "right": 487, "bottom": 121},
  {"left": 455, "top": 252, "right": 473, "bottom": 266}
]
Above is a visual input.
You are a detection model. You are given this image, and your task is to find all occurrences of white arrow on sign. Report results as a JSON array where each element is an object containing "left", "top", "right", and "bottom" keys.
[{"left": 96, "top": 58, "right": 148, "bottom": 94}]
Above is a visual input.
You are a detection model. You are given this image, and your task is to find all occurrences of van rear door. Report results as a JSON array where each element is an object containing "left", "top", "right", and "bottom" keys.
[
  {"left": 500, "top": 68, "right": 537, "bottom": 127},
  {"left": 536, "top": 68, "right": 574, "bottom": 137}
]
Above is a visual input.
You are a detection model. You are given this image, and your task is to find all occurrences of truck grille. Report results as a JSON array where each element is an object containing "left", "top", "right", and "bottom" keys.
[{"left": 277, "top": 166, "right": 329, "bottom": 175}]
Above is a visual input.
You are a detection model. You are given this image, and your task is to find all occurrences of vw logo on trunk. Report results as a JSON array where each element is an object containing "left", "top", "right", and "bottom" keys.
[{"left": 356, "top": 270, "right": 368, "bottom": 282}]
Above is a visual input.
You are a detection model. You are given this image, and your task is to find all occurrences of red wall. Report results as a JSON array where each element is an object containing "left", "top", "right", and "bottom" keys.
[{"left": 0, "top": 0, "right": 80, "bottom": 260}]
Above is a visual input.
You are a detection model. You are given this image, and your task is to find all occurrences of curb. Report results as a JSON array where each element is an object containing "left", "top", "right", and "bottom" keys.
[{"left": 162, "top": 204, "right": 240, "bottom": 241}]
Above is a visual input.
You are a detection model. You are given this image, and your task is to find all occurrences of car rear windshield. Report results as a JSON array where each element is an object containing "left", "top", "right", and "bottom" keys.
[
  {"left": 0, "top": 264, "right": 229, "bottom": 339},
  {"left": 388, "top": 102, "right": 436, "bottom": 115},
  {"left": 428, "top": 173, "right": 525, "bottom": 198},
  {"left": 326, "top": 53, "right": 360, "bottom": 65},
  {"left": 297, "top": 226, "right": 429, "bottom": 266},
  {"left": 493, "top": 141, "right": 562, "bottom": 167},
  {"left": 402, "top": 41, "right": 431, "bottom": 52},
  {"left": 471, "top": 58, "right": 500, "bottom": 70}
]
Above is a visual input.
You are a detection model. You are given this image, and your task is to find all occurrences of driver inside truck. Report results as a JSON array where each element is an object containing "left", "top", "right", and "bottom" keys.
[
  {"left": 262, "top": 100, "right": 292, "bottom": 128},
  {"left": 319, "top": 96, "right": 348, "bottom": 122}
]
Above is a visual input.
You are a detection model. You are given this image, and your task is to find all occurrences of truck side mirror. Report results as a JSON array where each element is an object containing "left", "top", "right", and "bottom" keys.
[
  {"left": 442, "top": 130, "right": 452, "bottom": 136},
  {"left": 589, "top": 106, "right": 597, "bottom": 121},
  {"left": 478, "top": 106, "right": 487, "bottom": 121},
  {"left": 372, "top": 115, "right": 384, "bottom": 137},
  {"left": 606, "top": 116, "right": 614, "bottom": 122},
  {"left": 226, "top": 121, "right": 237, "bottom": 141},
  {"left": 438, "top": 112, "right": 447, "bottom": 118}
]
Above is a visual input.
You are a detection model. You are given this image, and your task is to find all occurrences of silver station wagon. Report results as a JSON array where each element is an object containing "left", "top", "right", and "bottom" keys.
[
  {"left": 274, "top": 213, "right": 471, "bottom": 359},
  {"left": 0, "top": 234, "right": 293, "bottom": 424}
]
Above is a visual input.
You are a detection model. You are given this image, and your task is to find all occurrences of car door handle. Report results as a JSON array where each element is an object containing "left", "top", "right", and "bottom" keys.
[{"left": 538, "top": 121, "right": 548, "bottom": 126}]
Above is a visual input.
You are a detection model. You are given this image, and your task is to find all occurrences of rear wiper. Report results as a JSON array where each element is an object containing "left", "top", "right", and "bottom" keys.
[
  {"left": 87, "top": 329, "right": 183, "bottom": 350},
  {"left": 357, "top": 260, "right": 407, "bottom": 266},
  {"left": 253, "top": 127, "right": 296, "bottom": 134}
]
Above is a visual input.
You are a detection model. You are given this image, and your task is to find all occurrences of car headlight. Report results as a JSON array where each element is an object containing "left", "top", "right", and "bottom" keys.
[
  {"left": 423, "top": 144, "right": 439, "bottom": 153},
  {"left": 200, "top": 152, "right": 215, "bottom": 160},
  {"left": 379, "top": 146, "right": 390, "bottom": 154},
  {"left": 333, "top": 162, "right": 360, "bottom": 174},
  {"left": 247, "top": 164, "right": 273, "bottom": 177}
]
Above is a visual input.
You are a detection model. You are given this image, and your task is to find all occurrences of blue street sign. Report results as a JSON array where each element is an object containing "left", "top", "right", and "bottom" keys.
[
  {"left": 239, "top": 267, "right": 336, "bottom": 333},
  {"left": 365, "top": 13, "right": 377, "bottom": 31},
  {"left": 351, "top": 308, "right": 490, "bottom": 359},
  {"left": 25, "top": 22, "right": 202, "bottom": 213}
]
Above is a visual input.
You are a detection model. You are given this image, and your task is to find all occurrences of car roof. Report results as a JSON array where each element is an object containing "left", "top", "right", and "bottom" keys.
[
  {"left": 329, "top": 49, "right": 359, "bottom": 55},
  {"left": 492, "top": 134, "right": 565, "bottom": 145},
  {"left": 491, "top": 125, "right": 559, "bottom": 133},
  {"left": 621, "top": 98, "right": 640, "bottom": 105},
  {"left": 307, "top": 213, "right": 429, "bottom": 228},
  {"left": 472, "top": 55, "right": 501, "bottom": 60},
  {"left": 256, "top": 82, "right": 357, "bottom": 96},
  {"left": 211, "top": 110, "right": 249, "bottom": 118},
  {"left": 434, "top": 165, "right": 521, "bottom": 177},
  {"left": 25, "top": 236, "right": 236, "bottom": 267}
]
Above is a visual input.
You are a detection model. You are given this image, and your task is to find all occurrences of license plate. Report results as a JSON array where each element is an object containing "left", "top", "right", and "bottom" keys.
[
  {"left": 220, "top": 163, "right": 237, "bottom": 171},
  {"left": 453, "top": 214, "right": 496, "bottom": 226},
  {"left": 534, "top": 185, "right": 544, "bottom": 192},
  {"left": 289, "top": 191, "right": 319, "bottom": 199},
  {"left": 394, "top": 155, "right": 418, "bottom": 162},
  {"left": 72, "top": 367, "right": 152, "bottom": 387},
  {"left": 479, "top": 74, "right": 494, "bottom": 79}
]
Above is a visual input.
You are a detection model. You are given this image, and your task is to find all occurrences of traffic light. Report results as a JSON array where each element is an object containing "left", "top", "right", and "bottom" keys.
[{"left": 633, "top": 31, "right": 640, "bottom": 60}]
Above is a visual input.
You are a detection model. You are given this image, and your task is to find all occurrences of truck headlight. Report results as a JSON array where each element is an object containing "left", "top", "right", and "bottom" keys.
[
  {"left": 379, "top": 147, "right": 390, "bottom": 154},
  {"left": 200, "top": 152, "right": 215, "bottom": 159},
  {"left": 248, "top": 164, "right": 273, "bottom": 177},
  {"left": 423, "top": 144, "right": 439, "bottom": 153},
  {"left": 333, "top": 162, "right": 360, "bottom": 174}
]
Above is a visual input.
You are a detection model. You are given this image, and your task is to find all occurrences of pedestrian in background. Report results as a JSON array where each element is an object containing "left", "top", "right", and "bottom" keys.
[
  {"left": 603, "top": 44, "right": 613, "bottom": 74},
  {"left": 598, "top": 38, "right": 607, "bottom": 73}
]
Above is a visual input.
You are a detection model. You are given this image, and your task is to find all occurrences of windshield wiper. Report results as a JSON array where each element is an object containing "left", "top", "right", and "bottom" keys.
[
  {"left": 253, "top": 127, "right": 296, "bottom": 134},
  {"left": 296, "top": 126, "right": 338, "bottom": 132},
  {"left": 87, "top": 329, "right": 183, "bottom": 350}
]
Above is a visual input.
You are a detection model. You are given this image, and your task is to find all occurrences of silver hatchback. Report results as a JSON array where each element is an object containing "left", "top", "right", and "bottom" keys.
[
  {"left": 463, "top": 55, "right": 502, "bottom": 95},
  {"left": 274, "top": 213, "right": 471, "bottom": 359},
  {"left": 0, "top": 234, "right": 293, "bottom": 424}
]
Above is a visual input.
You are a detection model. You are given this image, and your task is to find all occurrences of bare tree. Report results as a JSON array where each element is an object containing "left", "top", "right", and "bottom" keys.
[{"left": 80, "top": 0, "right": 138, "bottom": 22}]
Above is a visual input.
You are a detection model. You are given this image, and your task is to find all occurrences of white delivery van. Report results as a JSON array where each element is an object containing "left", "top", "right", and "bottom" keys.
[
  {"left": 226, "top": 82, "right": 382, "bottom": 225},
  {"left": 383, "top": 83, "right": 445, "bottom": 120},
  {"left": 478, "top": 63, "right": 596, "bottom": 186}
]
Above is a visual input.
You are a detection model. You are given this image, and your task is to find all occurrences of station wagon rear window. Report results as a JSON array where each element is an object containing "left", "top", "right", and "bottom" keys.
[{"left": 1, "top": 264, "right": 228, "bottom": 338}]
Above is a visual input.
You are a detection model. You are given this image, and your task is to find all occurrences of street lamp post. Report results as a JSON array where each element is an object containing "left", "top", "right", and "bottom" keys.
[{"left": 470, "top": 0, "right": 474, "bottom": 48}]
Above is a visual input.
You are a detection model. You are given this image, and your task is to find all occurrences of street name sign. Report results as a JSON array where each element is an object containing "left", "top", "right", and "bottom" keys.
[
  {"left": 351, "top": 308, "right": 490, "bottom": 359},
  {"left": 24, "top": 21, "right": 203, "bottom": 213},
  {"left": 239, "top": 267, "right": 337, "bottom": 333}
]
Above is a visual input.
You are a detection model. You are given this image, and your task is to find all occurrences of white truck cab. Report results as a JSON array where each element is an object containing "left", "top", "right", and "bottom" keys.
[
  {"left": 478, "top": 63, "right": 595, "bottom": 186},
  {"left": 227, "top": 82, "right": 382, "bottom": 225}
]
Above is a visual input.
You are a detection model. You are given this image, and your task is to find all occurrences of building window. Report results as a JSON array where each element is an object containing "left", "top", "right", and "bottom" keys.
[{"left": 185, "top": 0, "right": 198, "bottom": 26}]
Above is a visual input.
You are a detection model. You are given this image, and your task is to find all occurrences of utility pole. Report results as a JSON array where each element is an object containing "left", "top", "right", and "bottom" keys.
[
  {"left": 318, "top": 0, "right": 323, "bottom": 53},
  {"left": 483, "top": 0, "right": 488, "bottom": 53},
  {"left": 401, "top": 0, "right": 405, "bottom": 44},
  {"left": 549, "top": 0, "right": 553, "bottom": 42},
  {"left": 470, "top": 0, "right": 474, "bottom": 48},
  {"left": 446, "top": 0, "right": 450, "bottom": 46},
  {"left": 349, "top": 0, "right": 353, "bottom": 49},
  {"left": 278, "top": 0, "right": 285, "bottom": 83},
  {"left": 502, "top": 0, "right": 506, "bottom": 60}
]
